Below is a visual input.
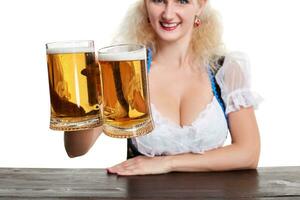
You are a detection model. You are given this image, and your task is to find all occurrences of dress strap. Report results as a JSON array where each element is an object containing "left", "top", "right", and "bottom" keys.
[
  {"left": 208, "top": 68, "right": 227, "bottom": 118},
  {"left": 147, "top": 48, "right": 152, "bottom": 73}
]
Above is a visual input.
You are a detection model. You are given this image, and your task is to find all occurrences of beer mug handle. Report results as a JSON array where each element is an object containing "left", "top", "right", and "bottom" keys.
[{"left": 146, "top": 48, "right": 152, "bottom": 73}]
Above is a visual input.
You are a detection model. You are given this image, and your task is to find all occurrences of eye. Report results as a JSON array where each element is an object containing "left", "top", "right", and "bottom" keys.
[
  {"left": 151, "top": 0, "right": 164, "bottom": 3},
  {"left": 178, "top": 0, "right": 189, "bottom": 4}
]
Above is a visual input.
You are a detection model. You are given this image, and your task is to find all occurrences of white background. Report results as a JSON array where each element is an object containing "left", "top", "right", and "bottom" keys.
[{"left": 0, "top": 0, "right": 299, "bottom": 168}]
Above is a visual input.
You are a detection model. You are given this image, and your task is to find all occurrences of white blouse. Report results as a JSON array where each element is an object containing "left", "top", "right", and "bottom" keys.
[{"left": 131, "top": 52, "right": 262, "bottom": 157}]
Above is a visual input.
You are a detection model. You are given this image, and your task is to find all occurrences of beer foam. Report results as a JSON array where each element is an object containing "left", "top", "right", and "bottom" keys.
[
  {"left": 47, "top": 47, "right": 94, "bottom": 54},
  {"left": 98, "top": 45, "right": 146, "bottom": 61}
]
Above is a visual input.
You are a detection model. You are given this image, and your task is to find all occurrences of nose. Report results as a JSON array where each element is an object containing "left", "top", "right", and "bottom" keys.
[{"left": 162, "top": 2, "right": 175, "bottom": 21}]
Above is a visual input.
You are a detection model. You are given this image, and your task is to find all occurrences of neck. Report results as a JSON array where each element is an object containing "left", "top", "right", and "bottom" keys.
[{"left": 154, "top": 35, "right": 194, "bottom": 69}]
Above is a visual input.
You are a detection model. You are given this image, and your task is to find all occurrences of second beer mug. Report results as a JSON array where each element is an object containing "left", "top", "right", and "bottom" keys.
[{"left": 98, "top": 44, "right": 154, "bottom": 138}]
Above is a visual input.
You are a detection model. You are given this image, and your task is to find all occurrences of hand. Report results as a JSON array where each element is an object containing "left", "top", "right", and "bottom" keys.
[{"left": 107, "top": 155, "right": 172, "bottom": 176}]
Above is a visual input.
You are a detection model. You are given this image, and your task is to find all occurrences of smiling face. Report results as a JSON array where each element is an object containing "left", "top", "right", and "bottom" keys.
[{"left": 145, "top": 0, "right": 204, "bottom": 43}]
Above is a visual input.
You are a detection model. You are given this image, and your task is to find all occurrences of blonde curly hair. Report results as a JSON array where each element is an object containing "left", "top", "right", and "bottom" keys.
[{"left": 113, "top": 0, "right": 225, "bottom": 69}]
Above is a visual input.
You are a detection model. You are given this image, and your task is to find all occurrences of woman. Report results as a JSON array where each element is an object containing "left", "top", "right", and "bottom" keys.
[{"left": 64, "top": 0, "right": 262, "bottom": 176}]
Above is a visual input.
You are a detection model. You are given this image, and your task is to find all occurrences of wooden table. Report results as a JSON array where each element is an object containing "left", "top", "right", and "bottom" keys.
[{"left": 0, "top": 167, "right": 300, "bottom": 199}]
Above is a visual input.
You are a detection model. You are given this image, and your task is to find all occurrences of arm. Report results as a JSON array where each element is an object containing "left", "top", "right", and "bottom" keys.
[
  {"left": 64, "top": 126, "right": 102, "bottom": 158},
  {"left": 168, "top": 106, "right": 260, "bottom": 172}
]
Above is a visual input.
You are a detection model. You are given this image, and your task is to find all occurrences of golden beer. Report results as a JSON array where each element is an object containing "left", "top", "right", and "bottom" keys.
[
  {"left": 46, "top": 41, "right": 102, "bottom": 131},
  {"left": 98, "top": 44, "right": 154, "bottom": 138}
]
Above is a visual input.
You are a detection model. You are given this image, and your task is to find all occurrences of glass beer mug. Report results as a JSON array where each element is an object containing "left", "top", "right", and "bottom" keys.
[
  {"left": 46, "top": 40, "right": 102, "bottom": 131},
  {"left": 98, "top": 44, "right": 154, "bottom": 138}
]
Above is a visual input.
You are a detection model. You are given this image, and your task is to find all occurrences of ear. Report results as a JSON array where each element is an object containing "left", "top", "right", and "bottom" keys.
[{"left": 196, "top": 0, "right": 207, "bottom": 15}]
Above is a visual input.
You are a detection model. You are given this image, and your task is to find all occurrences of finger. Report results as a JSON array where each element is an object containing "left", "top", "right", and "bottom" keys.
[
  {"left": 117, "top": 169, "right": 137, "bottom": 176},
  {"left": 111, "top": 161, "right": 127, "bottom": 168},
  {"left": 110, "top": 163, "right": 137, "bottom": 174},
  {"left": 108, "top": 160, "right": 130, "bottom": 170},
  {"left": 110, "top": 164, "right": 136, "bottom": 174},
  {"left": 108, "top": 165, "right": 124, "bottom": 173},
  {"left": 108, "top": 156, "right": 142, "bottom": 173}
]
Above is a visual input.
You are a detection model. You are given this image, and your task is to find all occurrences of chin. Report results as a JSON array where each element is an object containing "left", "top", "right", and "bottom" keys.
[{"left": 156, "top": 32, "right": 183, "bottom": 43}]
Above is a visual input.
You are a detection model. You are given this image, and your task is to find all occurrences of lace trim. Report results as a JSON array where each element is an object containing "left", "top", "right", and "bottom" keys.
[
  {"left": 150, "top": 96, "right": 217, "bottom": 129},
  {"left": 225, "top": 89, "right": 263, "bottom": 114},
  {"left": 133, "top": 134, "right": 227, "bottom": 157},
  {"left": 133, "top": 138, "right": 156, "bottom": 157}
]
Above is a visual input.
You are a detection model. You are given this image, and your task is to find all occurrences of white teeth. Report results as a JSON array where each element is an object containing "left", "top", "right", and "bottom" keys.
[{"left": 161, "top": 22, "right": 179, "bottom": 28}]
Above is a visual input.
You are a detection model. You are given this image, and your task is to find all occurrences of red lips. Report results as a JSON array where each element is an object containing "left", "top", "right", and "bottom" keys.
[{"left": 160, "top": 21, "right": 180, "bottom": 31}]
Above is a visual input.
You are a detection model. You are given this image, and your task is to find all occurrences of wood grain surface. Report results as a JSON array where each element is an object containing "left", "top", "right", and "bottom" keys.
[{"left": 0, "top": 167, "right": 300, "bottom": 199}]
